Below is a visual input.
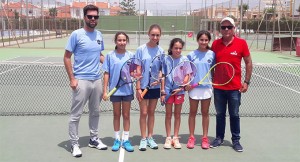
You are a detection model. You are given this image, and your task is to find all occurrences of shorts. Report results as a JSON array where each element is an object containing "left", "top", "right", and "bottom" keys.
[
  {"left": 188, "top": 87, "right": 213, "bottom": 100},
  {"left": 110, "top": 94, "right": 134, "bottom": 102},
  {"left": 142, "top": 88, "right": 160, "bottom": 99},
  {"left": 166, "top": 94, "right": 184, "bottom": 104}
]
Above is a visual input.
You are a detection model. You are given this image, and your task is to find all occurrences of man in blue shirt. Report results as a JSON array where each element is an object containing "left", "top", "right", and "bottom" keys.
[{"left": 63, "top": 4, "right": 107, "bottom": 157}]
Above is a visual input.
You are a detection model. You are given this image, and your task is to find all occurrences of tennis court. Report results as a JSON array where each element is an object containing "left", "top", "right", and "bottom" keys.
[{"left": 1, "top": 31, "right": 300, "bottom": 162}]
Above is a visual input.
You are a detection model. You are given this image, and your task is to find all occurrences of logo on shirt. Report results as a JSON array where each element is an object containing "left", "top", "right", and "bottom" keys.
[
  {"left": 207, "top": 59, "right": 212, "bottom": 63},
  {"left": 97, "top": 40, "right": 102, "bottom": 45},
  {"left": 230, "top": 51, "right": 238, "bottom": 55}
]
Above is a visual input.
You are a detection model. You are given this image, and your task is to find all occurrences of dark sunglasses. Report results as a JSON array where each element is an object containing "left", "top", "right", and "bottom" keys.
[
  {"left": 221, "top": 26, "right": 234, "bottom": 30},
  {"left": 86, "top": 15, "right": 99, "bottom": 20}
]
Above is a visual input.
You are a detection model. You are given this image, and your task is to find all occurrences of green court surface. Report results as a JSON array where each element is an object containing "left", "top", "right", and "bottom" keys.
[
  {"left": 1, "top": 113, "right": 299, "bottom": 162},
  {"left": 1, "top": 35, "right": 300, "bottom": 162}
]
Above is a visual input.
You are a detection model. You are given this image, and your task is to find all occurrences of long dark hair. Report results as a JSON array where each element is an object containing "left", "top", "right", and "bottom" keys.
[
  {"left": 114, "top": 32, "right": 129, "bottom": 50},
  {"left": 148, "top": 24, "right": 162, "bottom": 45},
  {"left": 196, "top": 30, "right": 211, "bottom": 49},
  {"left": 168, "top": 38, "right": 185, "bottom": 55}
]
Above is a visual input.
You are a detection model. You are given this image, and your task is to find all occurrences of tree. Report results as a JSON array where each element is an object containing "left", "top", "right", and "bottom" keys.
[
  {"left": 238, "top": 4, "right": 249, "bottom": 18},
  {"left": 14, "top": 10, "right": 19, "bottom": 20},
  {"left": 119, "top": 0, "right": 136, "bottom": 16},
  {"left": 264, "top": 8, "right": 276, "bottom": 20},
  {"left": 49, "top": 7, "right": 57, "bottom": 18}
]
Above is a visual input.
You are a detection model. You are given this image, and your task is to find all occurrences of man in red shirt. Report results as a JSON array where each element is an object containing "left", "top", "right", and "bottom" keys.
[{"left": 210, "top": 17, "right": 252, "bottom": 152}]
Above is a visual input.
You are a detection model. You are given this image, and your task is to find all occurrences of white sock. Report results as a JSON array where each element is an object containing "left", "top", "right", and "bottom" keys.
[
  {"left": 123, "top": 131, "right": 129, "bottom": 141},
  {"left": 114, "top": 131, "right": 120, "bottom": 140},
  {"left": 92, "top": 136, "right": 98, "bottom": 141}
]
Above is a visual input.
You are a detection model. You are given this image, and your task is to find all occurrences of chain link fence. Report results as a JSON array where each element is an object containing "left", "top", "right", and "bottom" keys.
[{"left": 1, "top": 60, "right": 299, "bottom": 117}]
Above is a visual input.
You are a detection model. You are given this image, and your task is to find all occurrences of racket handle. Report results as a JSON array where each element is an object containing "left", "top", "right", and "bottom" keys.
[
  {"left": 141, "top": 88, "right": 149, "bottom": 98},
  {"left": 107, "top": 87, "right": 117, "bottom": 97},
  {"left": 191, "top": 83, "right": 199, "bottom": 88},
  {"left": 161, "top": 94, "right": 171, "bottom": 106}
]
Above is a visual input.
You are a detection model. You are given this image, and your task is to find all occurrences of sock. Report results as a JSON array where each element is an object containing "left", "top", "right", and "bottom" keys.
[
  {"left": 92, "top": 136, "right": 98, "bottom": 141},
  {"left": 114, "top": 131, "right": 120, "bottom": 140},
  {"left": 123, "top": 131, "right": 129, "bottom": 141}
]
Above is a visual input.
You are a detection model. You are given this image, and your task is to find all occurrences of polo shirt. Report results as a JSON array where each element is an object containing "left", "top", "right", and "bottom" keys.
[{"left": 211, "top": 36, "right": 250, "bottom": 90}]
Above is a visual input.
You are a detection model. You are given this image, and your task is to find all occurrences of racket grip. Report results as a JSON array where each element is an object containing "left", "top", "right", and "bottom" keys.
[
  {"left": 141, "top": 88, "right": 149, "bottom": 98},
  {"left": 162, "top": 94, "right": 171, "bottom": 106},
  {"left": 107, "top": 88, "right": 117, "bottom": 97},
  {"left": 191, "top": 83, "right": 198, "bottom": 88}
]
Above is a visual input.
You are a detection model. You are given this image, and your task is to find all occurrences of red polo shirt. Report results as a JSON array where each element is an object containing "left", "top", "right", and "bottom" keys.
[{"left": 211, "top": 36, "right": 250, "bottom": 90}]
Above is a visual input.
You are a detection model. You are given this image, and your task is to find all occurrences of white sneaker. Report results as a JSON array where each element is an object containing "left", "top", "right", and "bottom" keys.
[
  {"left": 71, "top": 144, "right": 82, "bottom": 157},
  {"left": 88, "top": 137, "right": 108, "bottom": 150}
]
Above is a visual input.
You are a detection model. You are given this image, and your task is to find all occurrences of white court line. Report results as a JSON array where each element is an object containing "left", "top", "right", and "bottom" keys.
[
  {"left": 0, "top": 57, "right": 49, "bottom": 75},
  {"left": 2, "top": 56, "right": 21, "bottom": 61},
  {"left": 253, "top": 72, "right": 300, "bottom": 94},
  {"left": 118, "top": 131, "right": 125, "bottom": 162}
]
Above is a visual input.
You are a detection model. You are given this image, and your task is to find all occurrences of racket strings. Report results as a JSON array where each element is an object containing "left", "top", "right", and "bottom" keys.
[
  {"left": 120, "top": 59, "right": 143, "bottom": 84},
  {"left": 212, "top": 64, "right": 234, "bottom": 85}
]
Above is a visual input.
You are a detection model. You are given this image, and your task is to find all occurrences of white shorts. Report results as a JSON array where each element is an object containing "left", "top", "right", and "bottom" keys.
[{"left": 188, "top": 87, "right": 213, "bottom": 100}]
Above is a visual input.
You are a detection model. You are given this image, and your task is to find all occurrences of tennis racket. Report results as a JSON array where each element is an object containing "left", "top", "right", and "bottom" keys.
[
  {"left": 107, "top": 58, "right": 143, "bottom": 97},
  {"left": 191, "top": 62, "right": 235, "bottom": 88},
  {"left": 141, "top": 54, "right": 174, "bottom": 98},
  {"left": 162, "top": 61, "right": 197, "bottom": 105}
]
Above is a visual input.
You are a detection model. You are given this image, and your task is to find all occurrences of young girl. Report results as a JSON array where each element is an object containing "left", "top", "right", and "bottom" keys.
[
  {"left": 161, "top": 38, "right": 189, "bottom": 149},
  {"left": 102, "top": 32, "right": 134, "bottom": 152},
  {"left": 185, "top": 30, "right": 215, "bottom": 149},
  {"left": 135, "top": 24, "right": 164, "bottom": 151}
]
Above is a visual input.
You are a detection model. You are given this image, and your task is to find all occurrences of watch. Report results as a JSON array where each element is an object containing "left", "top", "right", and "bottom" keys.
[{"left": 244, "top": 80, "right": 250, "bottom": 85}]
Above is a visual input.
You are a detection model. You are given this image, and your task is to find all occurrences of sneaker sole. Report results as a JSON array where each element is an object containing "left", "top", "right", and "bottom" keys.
[
  {"left": 210, "top": 142, "right": 224, "bottom": 148},
  {"left": 123, "top": 147, "right": 134, "bottom": 152},
  {"left": 148, "top": 145, "right": 158, "bottom": 149},
  {"left": 111, "top": 148, "right": 120, "bottom": 152},
  {"left": 73, "top": 154, "right": 82, "bottom": 158},
  {"left": 88, "top": 144, "right": 108, "bottom": 150},
  {"left": 139, "top": 148, "right": 146, "bottom": 151}
]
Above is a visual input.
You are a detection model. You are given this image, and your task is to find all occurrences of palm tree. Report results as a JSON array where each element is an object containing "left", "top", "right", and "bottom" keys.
[
  {"left": 238, "top": 4, "right": 249, "bottom": 18},
  {"left": 49, "top": 8, "right": 57, "bottom": 18}
]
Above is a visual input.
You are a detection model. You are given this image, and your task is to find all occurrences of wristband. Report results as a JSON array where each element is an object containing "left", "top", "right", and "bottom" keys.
[{"left": 244, "top": 80, "right": 250, "bottom": 85}]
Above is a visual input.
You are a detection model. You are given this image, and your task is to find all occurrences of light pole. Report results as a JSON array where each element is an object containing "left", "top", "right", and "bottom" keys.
[
  {"left": 239, "top": 0, "right": 243, "bottom": 37},
  {"left": 210, "top": 0, "right": 213, "bottom": 33},
  {"left": 138, "top": 0, "right": 140, "bottom": 46}
]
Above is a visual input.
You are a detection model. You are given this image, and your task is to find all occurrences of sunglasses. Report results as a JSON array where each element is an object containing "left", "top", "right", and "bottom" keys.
[
  {"left": 86, "top": 15, "right": 99, "bottom": 20},
  {"left": 221, "top": 26, "right": 234, "bottom": 30},
  {"left": 150, "top": 34, "right": 160, "bottom": 37}
]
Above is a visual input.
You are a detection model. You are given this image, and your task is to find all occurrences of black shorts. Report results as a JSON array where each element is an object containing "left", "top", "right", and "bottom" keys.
[
  {"left": 142, "top": 88, "right": 160, "bottom": 99},
  {"left": 110, "top": 94, "right": 134, "bottom": 102}
]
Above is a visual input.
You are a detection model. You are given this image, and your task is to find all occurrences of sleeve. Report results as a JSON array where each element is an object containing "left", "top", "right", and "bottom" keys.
[
  {"left": 65, "top": 31, "right": 77, "bottom": 52},
  {"left": 211, "top": 40, "right": 217, "bottom": 53},
  {"left": 242, "top": 40, "right": 250, "bottom": 57},
  {"left": 102, "top": 52, "right": 110, "bottom": 73}
]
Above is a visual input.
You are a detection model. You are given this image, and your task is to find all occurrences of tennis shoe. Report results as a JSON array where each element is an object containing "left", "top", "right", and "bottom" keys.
[
  {"left": 163, "top": 137, "right": 172, "bottom": 149},
  {"left": 71, "top": 144, "right": 82, "bottom": 157},
  {"left": 201, "top": 137, "right": 210, "bottom": 149},
  {"left": 88, "top": 137, "right": 108, "bottom": 150},
  {"left": 111, "top": 139, "right": 121, "bottom": 152},
  {"left": 210, "top": 137, "right": 224, "bottom": 148},
  {"left": 232, "top": 141, "right": 244, "bottom": 152},
  {"left": 186, "top": 136, "right": 196, "bottom": 149},
  {"left": 172, "top": 137, "right": 182, "bottom": 149},
  {"left": 147, "top": 137, "right": 158, "bottom": 149},
  {"left": 139, "top": 139, "right": 147, "bottom": 151},
  {"left": 122, "top": 140, "right": 134, "bottom": 152}
]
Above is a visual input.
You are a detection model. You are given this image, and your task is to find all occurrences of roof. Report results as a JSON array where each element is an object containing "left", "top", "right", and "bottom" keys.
[
  {"left": 71, "top": 2, "right": 109, "bottom": 9},
  {"left": 3, "top": 2, "right": 38, "bottom": 9},
  {"left": 110, "top": 6, "right": 122, "bottom": 16}
]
